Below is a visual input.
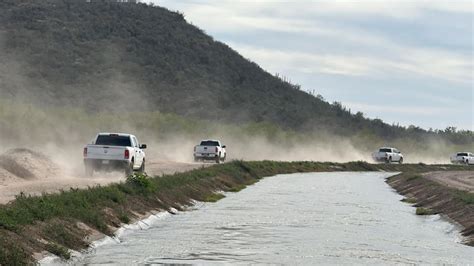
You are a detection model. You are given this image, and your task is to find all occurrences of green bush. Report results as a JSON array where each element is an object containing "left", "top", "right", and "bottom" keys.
[
  {"left": 118, "top": 212, "right": 130, "bottom": 224},
  {"left": 203, "top": 193, "right": 225, "bottom": 203},
  {"left": 401, "top": 197, "right": 417, "bottom": 204},
  {"left": 456, "top": 191, "right": 474, "bottom": 205},
  {"left": 228, "top": 184, "right": 247, "bottom": 193},
  {"left": 416, "top": 207, "right": 434, "bottom": 215},
  {"left": 46, "top": 243, "right": 71, "bottom": 260},
  {"left": 126, "top": 173, "right": 156, "bottom": 192}
]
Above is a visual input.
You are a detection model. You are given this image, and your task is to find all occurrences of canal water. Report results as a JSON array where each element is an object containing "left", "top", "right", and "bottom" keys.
[{"left": 77, "top": 172, "right": 473, "bottom": 264}]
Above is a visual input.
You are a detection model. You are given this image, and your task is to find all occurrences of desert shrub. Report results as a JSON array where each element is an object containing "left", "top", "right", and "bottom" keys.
[
  {"left": 126, "top": 172, "right": 156, "bottom": 192},
  {"left": 456, "top": 191, "right": 474, "bottom": 205},
  {"left": 416, "top": 207, "right": 434, "bottom": 215}
]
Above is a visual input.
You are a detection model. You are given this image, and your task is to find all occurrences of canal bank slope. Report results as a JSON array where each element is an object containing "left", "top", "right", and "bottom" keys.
[
  {"left": 0, "top": 161, "right": 470, "bottom": 264},
  {"left": 387, "top": 171, "right": 474, "bottom": 246}
]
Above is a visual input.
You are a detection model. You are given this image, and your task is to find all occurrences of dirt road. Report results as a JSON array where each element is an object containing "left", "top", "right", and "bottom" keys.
[
  {"left": 0, "top": 160, "right": 207, "bottom": 204},
  {"left": 422, "top": 171, "right": 474, "bottom": 192},
  {"left": 1, "top": 148, "right": 471, "bottom": 205}
]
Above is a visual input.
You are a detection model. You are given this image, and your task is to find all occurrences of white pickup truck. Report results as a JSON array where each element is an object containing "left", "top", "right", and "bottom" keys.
[
  {"left": 83, "top": 133, "right": 147, "bottom": 176},
  {"left": 372, "top": 147, "right": 404, "bottom": 164},
  {"left": 450, "top": 152, "right": 474, "bottom": 165},
  {"left": 193, "top": 140, "right": 226, "bottom": 163}
]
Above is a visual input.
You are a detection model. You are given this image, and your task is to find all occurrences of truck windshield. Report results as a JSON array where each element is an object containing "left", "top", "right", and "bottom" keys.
[
  {"left": 95, "top": 135, "right": 131, "bottom": 146},
  {"left": 200, "top": 141, "right": 219, "bottom": 146},
  {"left": 379, "top": 148, "right": 392, "bottom": 152},
  {"left": 457, "top": 153, "right": 468, "bottom": 156}
]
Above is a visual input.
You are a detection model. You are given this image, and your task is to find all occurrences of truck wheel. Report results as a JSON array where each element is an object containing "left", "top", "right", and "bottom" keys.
[
  {"left": 85, "top": 164, "right": 94, "bottom": 177},
  {"left": 386, "top": 157, "right": 391, "bottom": 164},
  {"left": 399, "top": 157, "right": 403, "bottom": 164},
  {"left": 138, "top": 159, "right": 145, "bottom": 173},
  {"left": 125, "top": 161, "right": 134, "bottom": 176},
  {"left": 222, "top": 154, "right": 226, "bottom": 163},
  {"left": 216, "top": 153, "right": 221, "bottom": 164}
]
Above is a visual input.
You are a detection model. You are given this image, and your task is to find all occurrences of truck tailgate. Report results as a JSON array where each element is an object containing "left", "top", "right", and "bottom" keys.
[
  {"left": 195, "top": 146, "right": 217, "bottom": 154},
  {"left": 86, "top": 145, "right": 126, "bottom": 160},
  {"left": 373, "top": 152, "right": 388, "bottom": 159}
]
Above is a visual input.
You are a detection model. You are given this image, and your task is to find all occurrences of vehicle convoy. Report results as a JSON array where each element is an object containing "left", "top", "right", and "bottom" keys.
[
  {"left": 450, "top": 152, "right": 474, "bottom": 165},
  {"left": 83, "top": 133, "right": 147, "bottom": 176},
  {"left": 372, "top": 147, "right": 404, "bottom": 164},
  {"left": 194, "top": 139, "right": 226, "bottom": 163}
]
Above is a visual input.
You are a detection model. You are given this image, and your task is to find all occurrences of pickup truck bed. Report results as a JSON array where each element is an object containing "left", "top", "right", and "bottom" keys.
[{"left": 83, "top": 133, "right": 146, "bottom": 176}]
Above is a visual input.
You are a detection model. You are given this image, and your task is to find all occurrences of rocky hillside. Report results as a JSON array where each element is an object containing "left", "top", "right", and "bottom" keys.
[{"left": 0, "top": 0, "right": 471, "bottom": 144}]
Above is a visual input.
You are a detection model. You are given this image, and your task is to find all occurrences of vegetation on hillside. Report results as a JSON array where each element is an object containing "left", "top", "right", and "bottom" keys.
[{"left": 0, "top": 0, "right": 471, "bottom": 146}]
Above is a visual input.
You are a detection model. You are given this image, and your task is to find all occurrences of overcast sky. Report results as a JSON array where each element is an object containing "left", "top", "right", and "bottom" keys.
[{"left": 148, "top": 0, "right": 473, "bottom": 131}]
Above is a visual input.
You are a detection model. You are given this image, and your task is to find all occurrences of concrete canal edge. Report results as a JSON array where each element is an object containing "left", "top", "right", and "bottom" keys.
[{"left": 386, "top": 171, "right": 474, "bottom": 246}]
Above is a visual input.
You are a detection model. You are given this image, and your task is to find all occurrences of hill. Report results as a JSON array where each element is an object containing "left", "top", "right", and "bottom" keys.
[{"left": 0, "top": 0, "right": 472, "bottom": 146}]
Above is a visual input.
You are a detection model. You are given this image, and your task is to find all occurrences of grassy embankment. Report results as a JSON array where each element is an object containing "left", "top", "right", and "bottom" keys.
[
  {"left": 0, "top": 160, "right": 469, "bottom": 264},
  {"left": 387, "top": 172, "right": 474, "bottom": 246}
]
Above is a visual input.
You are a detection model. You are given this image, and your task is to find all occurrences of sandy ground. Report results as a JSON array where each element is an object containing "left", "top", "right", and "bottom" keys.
[
  {"left": 423, "top": 171, "right": 474, "bottom": 193},
  {"left": 0, "top": 160, "right": 207, "bottom": 204},
  {"left": 1, "top": 147, "right": 471, "bottom": 205},
  {"left": 147, "top": 160, "right": 208, "bottom": 176}
]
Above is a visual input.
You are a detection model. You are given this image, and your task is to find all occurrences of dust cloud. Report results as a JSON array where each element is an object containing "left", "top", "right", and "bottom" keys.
[
  {"left": 0, "top": 106, "right": 461, "bottom": 182},
  {"left": 146, "top": 134, "right": 371, "bottom": 163},
  {"left": 0, "top": 29, "right": 468, "bottom": 204}
]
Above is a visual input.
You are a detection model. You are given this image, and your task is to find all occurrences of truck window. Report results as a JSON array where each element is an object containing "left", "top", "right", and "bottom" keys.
[
  {"left": 132, "top": 137, "right": 139, "bottom": 147},
  {"left": 200, "top": 141, "right": 219, "bottom": 146},
  {"left": 379, "top": 148, "right": 392, "bottom": 152},
  {"left": 95, "top": 135, "right": 132, "bottom": 147},
  {"left": 457, "top": 152, "right": 468, "bottom": 156}
]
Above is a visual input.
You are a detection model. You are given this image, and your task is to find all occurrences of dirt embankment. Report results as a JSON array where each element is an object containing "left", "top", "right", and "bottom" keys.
[
  {"left": 0, "top": 148, "right": 60, "bottom": 181},
  {"left": 0, "top": 148, "right": 206, "bottom": 204},
  {"left": 387, "top": 171, "right": 474, "bottom": 246}
]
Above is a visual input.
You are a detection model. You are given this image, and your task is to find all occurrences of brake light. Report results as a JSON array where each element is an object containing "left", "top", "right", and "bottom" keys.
[
  {"left": 83, "top": 147, "right": 87, "bottom": 158},
  {"left": 124, "top": 150, "right": 129, "bottom": 159},
  {"left": 215, "top": 147, "right": 218, "bottom": 153}
]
